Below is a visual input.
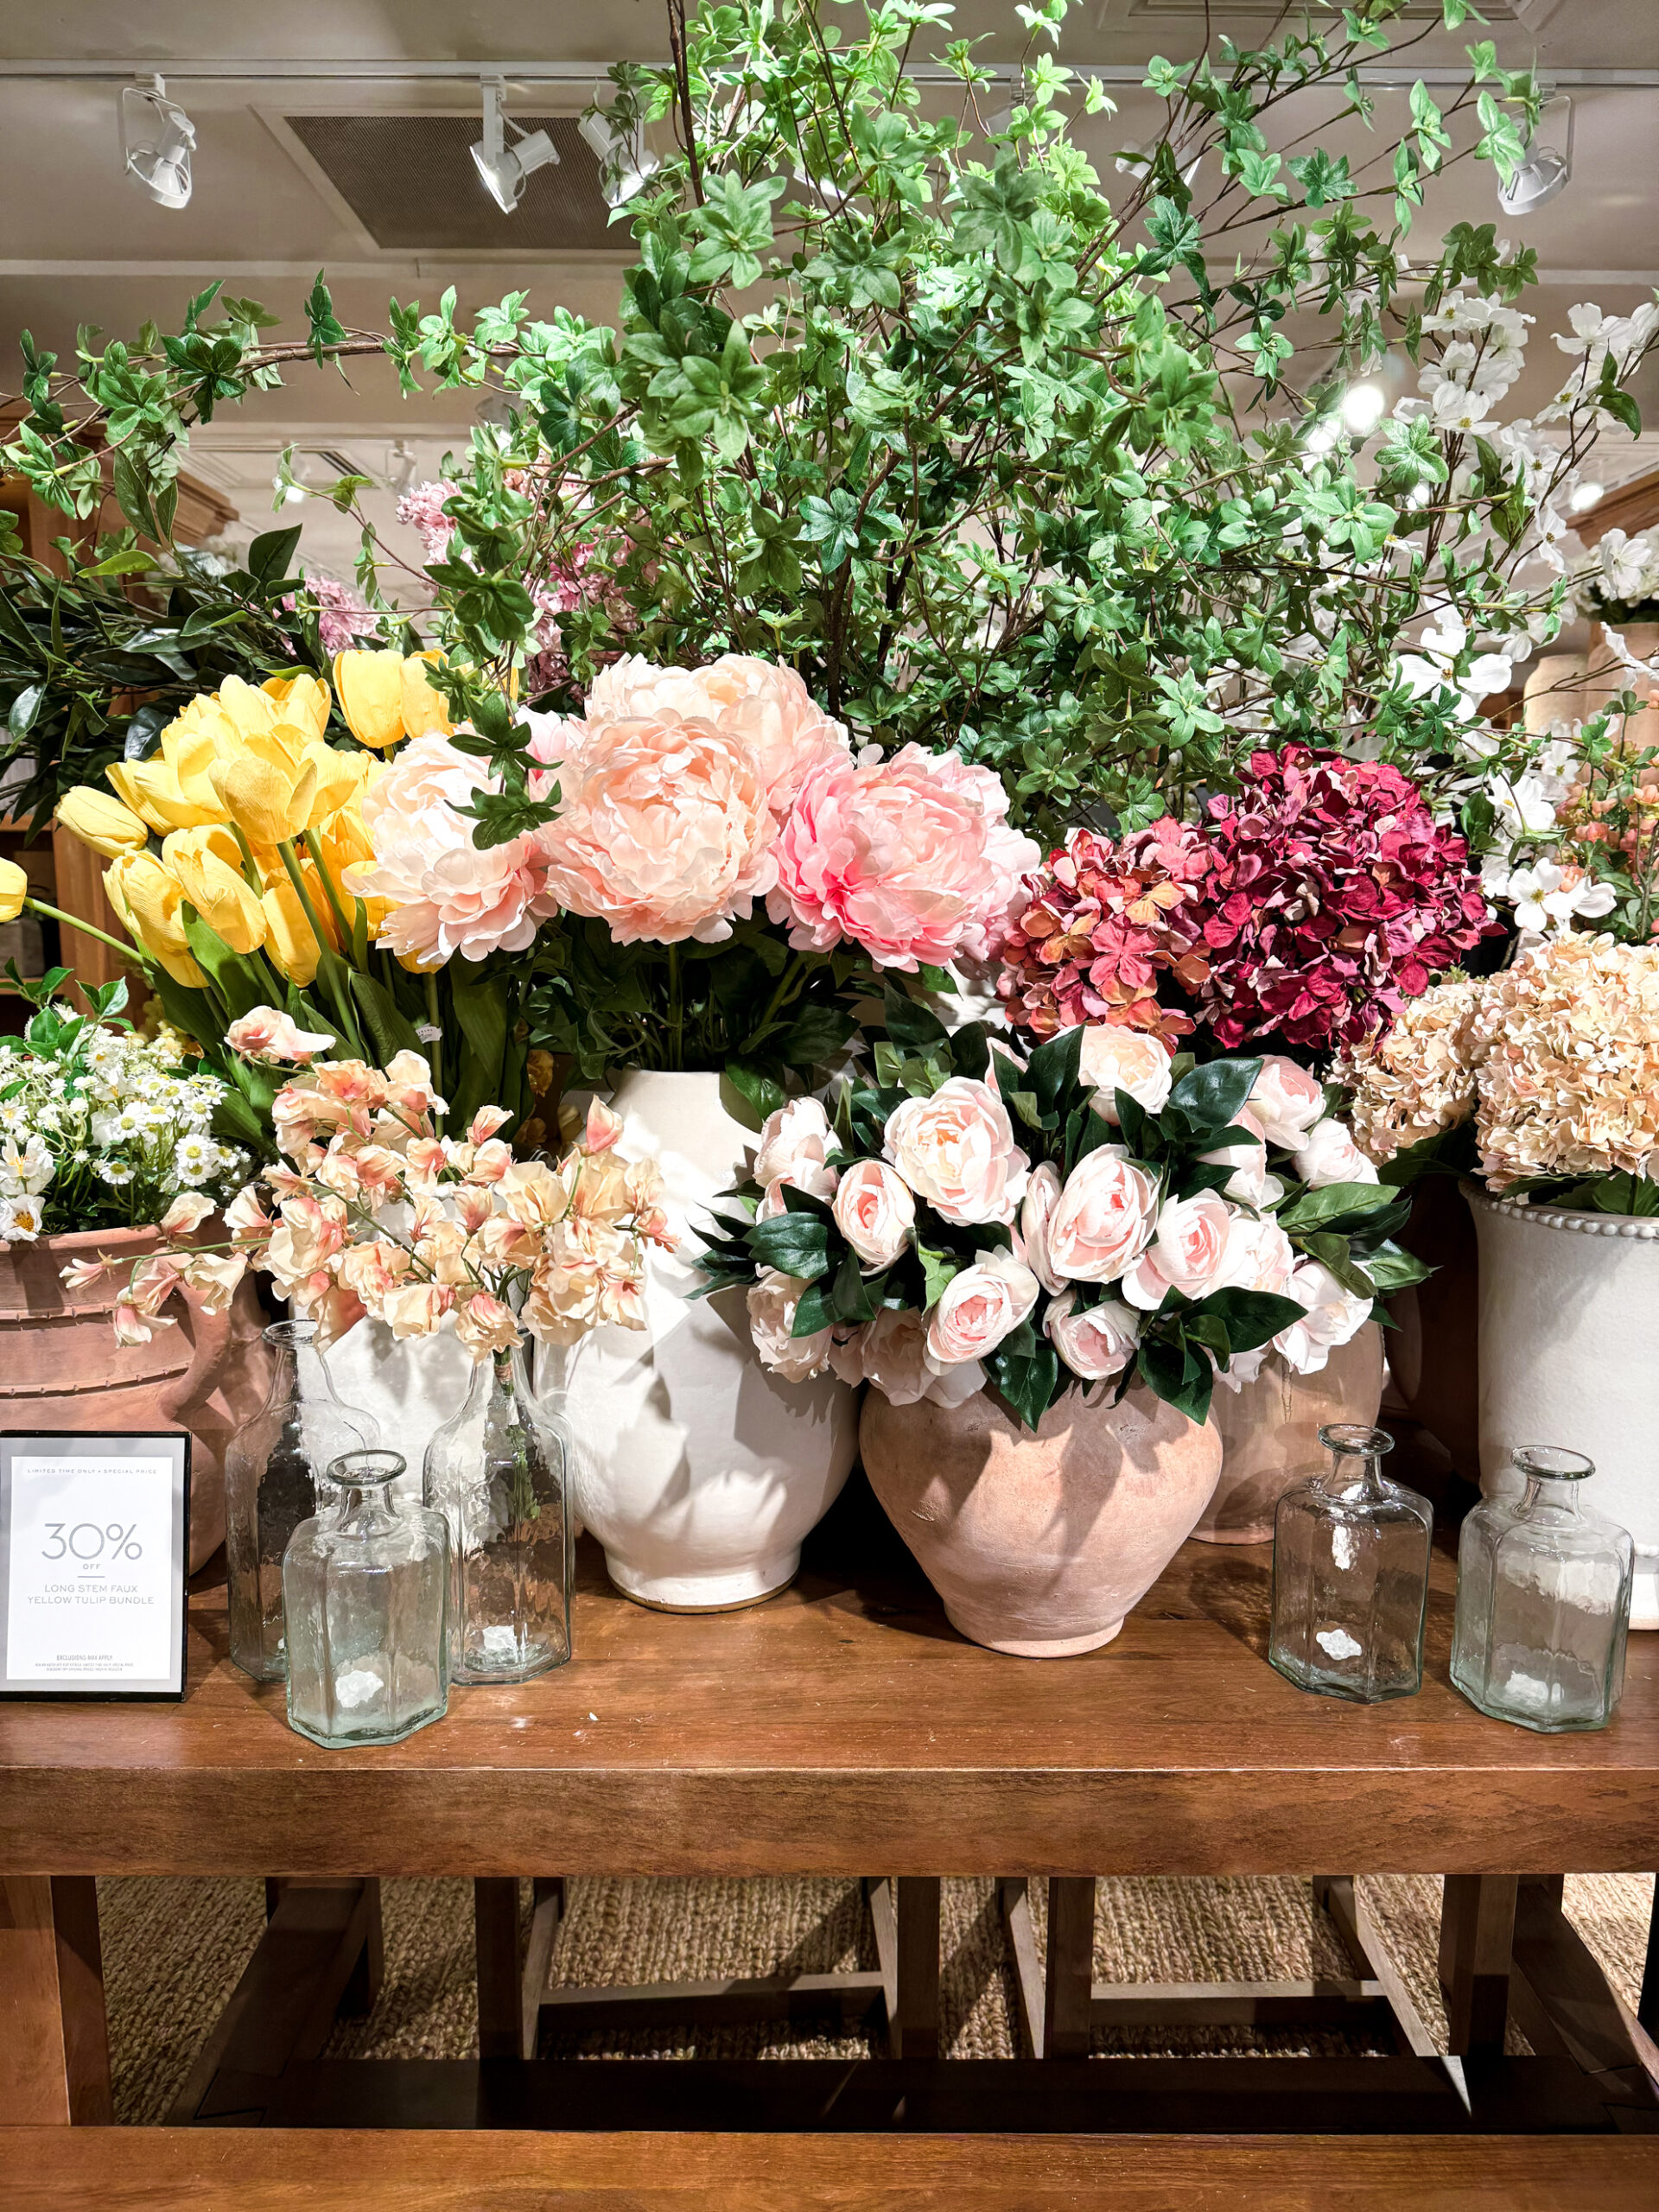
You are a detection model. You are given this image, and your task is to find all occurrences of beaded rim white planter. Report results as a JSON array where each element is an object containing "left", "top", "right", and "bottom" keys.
[{"left": 1466, "top": 1185, "right": 1659, "bottom": 1629}]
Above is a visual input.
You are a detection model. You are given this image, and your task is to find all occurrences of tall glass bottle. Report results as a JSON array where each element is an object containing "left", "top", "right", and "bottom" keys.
[
  {"left": 423, "top": 1345, "right": 574, "bottom": 1683},
  {"left": 225, "top": 1319, "right": 379, "bottom": 1681},
  {"left": 283, "top": 1449, "right": 449, "bottom": 1748},
  {"left": 1452, "top": 1446, "right": 1633, "bottom": 1733},
  {"left": 1269, "top": 1423, "right": 1433, "bottom": 1702}
]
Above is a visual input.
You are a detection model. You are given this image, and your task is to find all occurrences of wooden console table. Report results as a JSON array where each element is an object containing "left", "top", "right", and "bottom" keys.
[{"left": 3, "top": 1489, "right": 1656, "bottom": 2206}]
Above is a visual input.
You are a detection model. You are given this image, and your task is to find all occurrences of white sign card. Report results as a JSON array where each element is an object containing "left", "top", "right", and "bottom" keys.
[{"left": 0, "top": 1432, "right": 190, "bottom": 1700}]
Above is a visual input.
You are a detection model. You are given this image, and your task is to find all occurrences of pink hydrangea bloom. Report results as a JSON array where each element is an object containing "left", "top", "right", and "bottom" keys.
[
  {"left": 282, "top": 575, "right": 379, "bottom": 658},
  {"left": 768, "top": 744, "right": 1041, "bottom": 972},
  {"left": 397, "top": 479, "right": 461, "bottom": 562},
  {"left": 344, "top": 734, "right": 559, "bottom": 968}
]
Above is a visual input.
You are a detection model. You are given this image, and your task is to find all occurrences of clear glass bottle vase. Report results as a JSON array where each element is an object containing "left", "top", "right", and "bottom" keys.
[
  {"left": 225, "top": 1319, "right": 380, "bottom": 1681},
  {"left": 1451, "top": 1446, "right": 1633, "bottom": 1732},
  {"left": 423, "top": 1345, "right": 574, "bottom": 1683},
  {"left": 283, "top": 1450, "right": 449, "bottom": 1748},
  {"left": 1269, "top": 1423, "right": 1433, "bottom": 1702}
]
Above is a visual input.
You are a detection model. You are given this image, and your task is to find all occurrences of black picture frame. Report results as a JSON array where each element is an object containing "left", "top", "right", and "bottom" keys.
[{"left": 0, "top": 1429, "right": 192, "bottom": 1701}]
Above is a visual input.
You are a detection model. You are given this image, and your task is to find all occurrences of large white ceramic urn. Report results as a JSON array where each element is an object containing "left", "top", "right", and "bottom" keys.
[
  {"left": 548, "top": 1071, "right": 860, "bottom": 1610},
  {"left": 1467, "top": 1185, "right": 1659, "bottom": 1629}
]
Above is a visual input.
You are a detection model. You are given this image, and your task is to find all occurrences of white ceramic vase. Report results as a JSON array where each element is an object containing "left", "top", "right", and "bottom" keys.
[
  {"left": 1467, "top": 1185, "right": 1659, "bottom": 1629},
  {"left": 317, "top": 1313, "right": 474, "bottom": 1502},
  {"left": 546, "top": 1070, "right": 860, "bottom": 1610}
]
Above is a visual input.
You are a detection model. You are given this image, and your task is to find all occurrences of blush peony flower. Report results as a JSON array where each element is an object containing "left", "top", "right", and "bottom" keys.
[
  {"left": 747, "top": 1268, "right": 837, "bottom": 1381},
  {"left": 1045, "top": 1288, "right": 1142, "bottom": 1381},
  {"left": 537, "top": 713, "right": 776, "bottom": 944},
  {"left": 1293, "top": 1116, "right": 1380, "bottom": 1190},
  {"left": 1248, "top": 1056, "right": 1327, "bottom": 1150},
  {"left": 770, "top": 744, "right": 1040, "bottom": 973},
  {"left": 584, "top": 653, "right": 850, "bottom": 816},
  {"left": 1078, "top": 1025, "right": 1174, "bottom": 1122},
  {"left": 884, "top": 1077, "right": 1029, "bottom": 1227},
  {"left": 1045, "top": 1147, "right": 1159, "bottom": 1284},
  {"left": 1019, "top": 1160, "right": 1065, "bottom": 1294},
  {"left": 753, "top": 1097, "right": 836, "bottom": 1190},
  {"left": 925, "top": 1250, "right": 1039, "bottom": 1370},
  {"left": 1122, "top": 1190, "right": 1235, "bottom": 1311},
  {"left": 1212, "top": 1211, "right": 1295, "bottom": 1295},
  {"left": 832, "top": 1159, "right": 915, "bottom": 1268},
  {"left": 1274, "top": 1256, "right": 1372, "bottom": 1374},
  {"left": 346, "top": 734, "right": 559, "bottom": 968}
]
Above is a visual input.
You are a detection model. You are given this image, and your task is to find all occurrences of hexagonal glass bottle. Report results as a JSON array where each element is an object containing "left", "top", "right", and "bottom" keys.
[
  {"left": 1451, "top": 1447, "right": 1633, "bottom": 1733},
  {"left": 1269, "top": 1423, "right": 1433, "bottom": 1702}
]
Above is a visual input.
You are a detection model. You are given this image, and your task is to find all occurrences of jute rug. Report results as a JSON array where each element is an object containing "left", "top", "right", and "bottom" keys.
[{"left": 98, "top": 1870, "right": 1655, "bottom": 2124}]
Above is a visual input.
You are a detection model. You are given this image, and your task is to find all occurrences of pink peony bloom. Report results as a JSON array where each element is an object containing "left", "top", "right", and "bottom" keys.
[
  {"left": 769, "top": 744, "right": 1041, "bottom": 973},
  {"left": 1293, "top": 1116, "right": 1379, "bottom": 1190},
  {"left": 1045, "top": 1147, "right": 1159, "bottom": 1285},
  {"left": 584, "top": 653, "right": 850, "bottom": 817},
  {"left": 884, "top": 1077, "right": 1029, "bottom": 1228},
  {"left": 925, "top": 1250, "right": 1039, "bottom": 1370},
  {"left": 1045, "top": 1288, "right": 1142, "bottom": 1382},
  {"left": 832, "top": 1159, "right": 915, "bottom": 1270},
  {"left": 1077, "top": 1025, "right": 1174, "bottom": 1122},
  {"left": 346, "top": 734, "right": 560, "bottom": 968},
  {"left": 1248, "top": 1056, "right": 1326, "bottom": 1150},
  {"left": 1122, "top": 1190, "right": 1236, "bottom": 1312}
]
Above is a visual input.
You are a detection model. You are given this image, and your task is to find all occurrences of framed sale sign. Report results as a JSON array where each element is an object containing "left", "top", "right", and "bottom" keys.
[{"left": 0, "top": 1431, "right": 191, "bottom": 1700}]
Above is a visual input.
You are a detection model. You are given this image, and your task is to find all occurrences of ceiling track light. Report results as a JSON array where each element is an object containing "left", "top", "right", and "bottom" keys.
[
  {"left": 1498, "top": 92, "right": 1573, "bottom": 217},
  {"left": 577, "top": 99, "right": 659, "bottom": 209},
  {"left": 121, "top": 73, "right": 195, "bottom": 207},
  {"left": 471, "top": 75, "right": 557, "bottom": 214}
]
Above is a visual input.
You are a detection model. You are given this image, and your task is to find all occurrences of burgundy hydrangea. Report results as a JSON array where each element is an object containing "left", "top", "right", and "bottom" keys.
[
  {"left": 996, "top": 817, "right": 1215, "bottom": 1043},
  {"left": 1197, "top": 745, "right": 1495, "bottom": 1051}
]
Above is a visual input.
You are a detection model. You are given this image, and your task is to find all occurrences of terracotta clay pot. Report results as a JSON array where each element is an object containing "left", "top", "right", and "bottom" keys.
[
  {"left": 0, "top": 1224, "right": 268, "bottom": 1571},
  {"left": 859, "top": 1383, "right": 1221, "bottom": 1657},
  {"left": 1196, "top": 1324, "right": 1384, "bottom": 1545},
  {"left": 1384, "top": 1177, "right": 1480, "bottom": 1478}
]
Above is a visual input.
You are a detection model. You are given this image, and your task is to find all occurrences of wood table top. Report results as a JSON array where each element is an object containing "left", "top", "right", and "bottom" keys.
[{"left": 3, "top": 1478, "right": 1656, "bottom": 1878}]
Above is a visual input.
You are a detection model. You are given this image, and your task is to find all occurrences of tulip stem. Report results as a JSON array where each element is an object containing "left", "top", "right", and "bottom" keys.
[
  {"left": 23, "top": 899, "right": 141, "bottom": 964},
  {"left": 302, "top": 830, "right": 357, "bottom": 959},
  {"left": 227, "top": 823, "right": 266, "bottom": 898},
  {"left": 276, "top": 841, "right": 364, "bottom": 1057}
]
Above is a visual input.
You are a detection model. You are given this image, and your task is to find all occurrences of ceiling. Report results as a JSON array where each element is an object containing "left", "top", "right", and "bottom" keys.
[{"left": 0, "top": 1, "right": 1654, "bottom": 588}]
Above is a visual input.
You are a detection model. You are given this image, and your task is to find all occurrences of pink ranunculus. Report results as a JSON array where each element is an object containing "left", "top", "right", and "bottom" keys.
[
  {"left": 1019, "top": 1160, "right": 1065, "bottom": 1294},
  {"left": 884, "top": 1077, "right": 1029, "bottom": 1228},
  {"left": 226, "top": 1005, "right": 336, "bottom": 1065},
  {"left": 832, "top": 1159, "right": 915, "bottom": 1268},
  {"left": 1122, "top": 1190, "right": 1236, "bottom": 1312},
  {"left": 768, "top": 744, "right": 1041, "bottom": 972},
  {"left": 1044, "top": 1147, "right": 1159, "bottom": 1285},
  {"left": 537, "top": 713, "right": 776, "bottom": 944},
  {"left": 753, "top": 1097, "right": 835, "bottom": 1189},
  {"left": 346, "top": 734, "right": 560, "bottom": 968},
  {"left": 1273, "top": 1257, "right": 1372, "bottom": 1375},
  {"left": 1248, "top": 1056, "right": 1327, "bottom": 1150},
  {"left": 1045, "top": 1288, "right": 1142, "bottom": 1382},
  {"left": 584, "top": 653, "right": 850, "bottom": 816},
  {"left": 925, "top": 1250, "right": 1039, "bottom": 1370},
  {"left": 1078, "top": 1025, "right": 1174, "bottom": 1122},
  {"left": 1293, "top": 1116, "right": 1380, "bottom": 1190}
]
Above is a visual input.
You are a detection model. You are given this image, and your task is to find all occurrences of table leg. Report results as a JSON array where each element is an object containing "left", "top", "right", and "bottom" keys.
[
  {"left": 1044, "top": 1877, "right": 1096, "bottom": 2060},
  {"left": 1440, "top": 1874, "right": 1519, "bottom": 2059},
  {"left": 868, "top": 1876, "right": 941, "bottom": 2058},
  {"left": 474, "top": 1877, "right": 525, "bottom": 2061},
  {"left": 1640, "top": 1878, "right": 1658, "bottom": 2036},
  {"left": 0, "top": 1876, "right": 111, "bottom": 2125}
]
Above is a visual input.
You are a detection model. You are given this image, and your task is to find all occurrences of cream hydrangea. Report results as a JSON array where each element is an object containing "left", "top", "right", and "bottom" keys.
[{"left": 1335, "top": 975, "right": 1487, "bottom": 1165}]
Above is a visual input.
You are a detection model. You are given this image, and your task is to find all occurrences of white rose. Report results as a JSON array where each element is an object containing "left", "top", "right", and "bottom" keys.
[
  {"left": 747, "top": 1269, "right": 836, "bottom": 1382},
  {"left": 1293, "top": 1116, "right": 1380, "bottom": 1191},
  {"left": 832, "top": 1159, "right": 916, "bottom": 1268},
  {"left": 1019, "top": 1160, "right": 1065, "bottom": 1294},
  {"left": 753, "top": 1096, "right": 836, "bottom": 1190},
  {"left": 1122, "top": 1190, "right": 1236, "bottom": 1312},
  {"left": 884, "top": 1077, "right": 1029, "bottom": 1227},
  {"left": 1045, "top": 1288, "right": 1142, "bottom": 1382},
  {"left": 925, "top": 1250, "right": 1040, "bottom": 1369},
  {"left": 1078, "top": 1027, "right": 1173, "bottom": 1122},
  {"left": 1273, "top": 1258, "right": 1372, "bottom": 1376},
  {"left": 1212, "top": 1211, "right": 1295, "bottom": 1295},
  {"left": 1249, "top": 1055, "right": 1326, "bottom": 1150}
]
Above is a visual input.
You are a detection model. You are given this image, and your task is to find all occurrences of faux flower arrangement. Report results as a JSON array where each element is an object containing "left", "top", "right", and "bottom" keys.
[
  {"left": 0, "top": 970, "right": 243, "bottom": 1248},
  {"left": 700, "top": 991, "right": 1423, "bottom": 1430},
  {"left": 1338, "top": 937, "right": 1659, "bottom": 1212},
  {"left": 73, "top": 1018, "right": 673, "bottom": 1353},
  {"left": 998, "top": 745, "right": 1493, "bottom": 1058}
]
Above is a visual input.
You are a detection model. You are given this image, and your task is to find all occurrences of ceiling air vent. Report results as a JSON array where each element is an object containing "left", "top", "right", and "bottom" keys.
[{"left": 286, "top": 113, "right": 624, "bottom": 251}]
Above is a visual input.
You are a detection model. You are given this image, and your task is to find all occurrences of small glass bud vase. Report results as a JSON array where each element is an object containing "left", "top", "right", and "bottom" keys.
[
  {"left": 1269, "top": 1423, "right": 1433, "bottom": 1703},
  {"left": 283, "top": 1450, "right": 449, "bottom": 1748},
  {"left": 423, "top": 1346, "right": 574, "bottom": 1684},
  {"left": 225, "top": 1319, "right": 380, "bottom": 1682},
  {"left": 1451, "top": 1447, "right": 1634, "bottom": 1733}
]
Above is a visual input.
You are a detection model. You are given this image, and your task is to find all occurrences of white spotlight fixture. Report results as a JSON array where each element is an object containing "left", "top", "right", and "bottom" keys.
[
  {"left": 121, "top": 75, "right": 195, "bottom": 208},
  {"left": 471, "top": 78, "right": 558, "bottom": 214},
  {"left": 1340, "top": 382, "right": 1388, "bottom": 435},
  {"left": 1498, "top": 93, "right": 1573, "bottom": 217},
  {"left": 578, "top": 103, "right": 659, "bottom": 209}
]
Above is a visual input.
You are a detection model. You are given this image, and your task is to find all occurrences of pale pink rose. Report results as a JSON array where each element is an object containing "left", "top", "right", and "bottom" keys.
[
  {"left": 584, "top": 653, "right": 850, "bottom": 816},
  {"left": 1273, "top": 1257, "right": 1372, "bottom": 1375},
  {"left": 1199, "top": 1107, "right": 1281, "bottom": 1207},
  {"left": 753, "top": 1097, "right": 835, "bottom": 1189},
  {"left": 1293, "top": 1116, "right": 1380, "bottom": 1190},
  {"left": 1078, "top": 1027, "right": 1173, "bottom": 1122},
  {"left": 829, "top": 1304, "right": 984, "bottom": 1407},
  {"left": 768, "top": 744, "right": 1041, "bottom": 972},
  {"left": 1045, "top": 1288, "right": 1142, "bottom": 1382},
  {"left": 884, "top": 1077, "right": 1028, "bottom": 1227},
  {"left": 1211, "top": 1211, "right": 1295, "bottom": 1295},
  {"left": 346, "top": 734, "right": 560, "bottom": 967},
  {"left": 925, "top": 1250, "right": 1039, "bottom": 1370},
  {"left": 832, "top": 1159, "right": 915, "bottom": 1268},
  {"left": 1248, "top": 1056, "right": 1326, "bottom": 1150},
  {"left": 747, "top": 1268, "right": 836, "bottom": 1381},
  {"left": 1045, "top": 1147, "right": 1159, "bottom": 1284},
  {"left": 159, "top": 1191, "right": 216, "bottom": 1236},
  {"left": 225, "top": 1005, "right": 335, "bottom": 1065},
  {"left": 537, "top": 714, "right": 776, "bottom": 944},
  {"left": 1019, "top": 1160, "right": 1065, "bottom": 1295},
  {"left": 1122, "top": 1191, "right": 1236, "bottom": 1312}
]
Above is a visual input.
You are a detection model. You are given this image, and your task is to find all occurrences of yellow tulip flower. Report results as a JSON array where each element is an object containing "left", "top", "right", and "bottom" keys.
[
  {"left": 161, "top": 827, "right": 269, "bottom": 957},
  {"left": 261, "top": 868, "right": 338, "bottom": 988},
  {"left": 107, "top": 757, "right": 221, "bottom": 836},
  {"left": 157, "top": 717, "right": 224, "bottom": 811},
  {"left": 0, "top": 857, "right": 27, "bottom": 923},
  {"left": 208, "top": 752, "right": 319, "bottom": 849},
  {"left": 105, "top": 853, "right": 207, "bottom": 989},
  {"left": 400, "top": 652, "right": 454, "bottom": 740},
  {"left": 302, "top": 743, "right": 365, "bottom": 826},
  {"left": 55, "top": 786, "right": 149, "bottom": 858},
  {"left": 262, "top": 671, "right": 332, "bottom": 743},
  {"left": 214, "top": 675, "right": 283, "bottom": 741},
  {"left": 334, "top": 648, "right": 406, "bottom": 750}
]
